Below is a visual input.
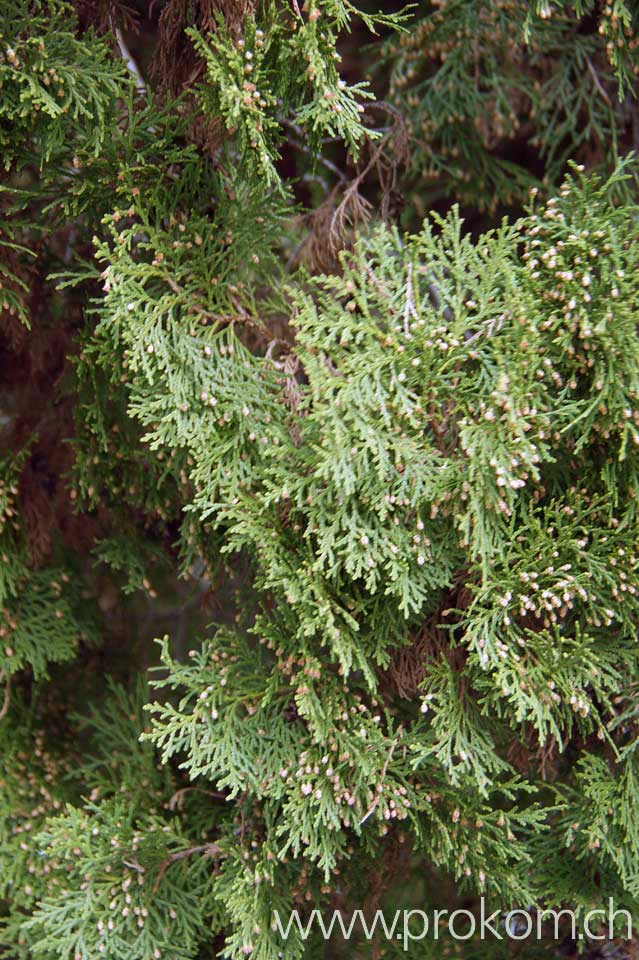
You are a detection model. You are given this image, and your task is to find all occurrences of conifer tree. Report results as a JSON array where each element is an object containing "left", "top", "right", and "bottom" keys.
[{"left": 1, "top": 1, "right": 639, "bottom": 958}]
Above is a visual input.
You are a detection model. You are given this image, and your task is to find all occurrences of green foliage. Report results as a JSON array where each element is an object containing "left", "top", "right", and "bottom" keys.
[
  {"left": 0, "top": 567, "right": 97, "bottom": 679},
  {"left": 526, "top": 1, "right": 639, "bottom": 93},
  {"left": 0, "top": 717, "right": 76, "bottom": 938},
  {"left": 0, "top": 0, "right": 126, "bottom": 169},
  {"left": 0, "top": 452, "right": 98, "bottom": 680},
  {"left": 2, "top": 1, "right": 639, "bottom": 958},
  {"left": 383, "top": 0, "right": 637, "bottom": 210},
  {"left": 191, "top": 1, "right": 409, "bottom": 183},
  {"left": 24, "top": 801, "right": 212, "bottom": 960}
]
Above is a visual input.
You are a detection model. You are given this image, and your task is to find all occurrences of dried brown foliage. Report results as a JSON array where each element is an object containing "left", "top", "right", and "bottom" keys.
[
  {"left": 153, "top": 0, "right": 257, "bottom": 93},
  {"left": 0, "top": 243, "right": 98, "bottom": 568},
  {"left": 74, "top": 0, "right": 140, "bottom": 35},
  {"left": 294, "top": 103, "right": 410, "bottom": 273},
  {"left": 382, "top": 574, "right": 473, "bottom": 700}
]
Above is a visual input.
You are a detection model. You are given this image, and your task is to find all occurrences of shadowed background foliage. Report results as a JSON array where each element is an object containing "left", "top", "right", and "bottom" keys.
[{"left": 1, "top": 2, "right": 639, "bottom": 958}]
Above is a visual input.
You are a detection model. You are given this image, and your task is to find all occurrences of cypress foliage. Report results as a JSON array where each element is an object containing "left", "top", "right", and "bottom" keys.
[{"left": 1, "top": 2, "right": 639, "bottom": 958}]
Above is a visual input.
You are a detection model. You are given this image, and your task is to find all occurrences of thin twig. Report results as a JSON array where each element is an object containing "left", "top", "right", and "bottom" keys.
[
  {"left": 0, "top": 671, "right": 11, "bottom": 720},
  {"left": 115, "top": 27, "right": 146, "bottom": 94},
  {"left": 163, "top": 274, "right": 274, "bottom": 342},
  {"left": 359, "top": 735, "right": 400, "bottom": 826},
  {"left": 168, "top": 786, "right": 228, "bottom": 810},
  {"left": 366, "top": 265, "right": 395, "bottom": 309},
  {"left": 153, "top": 842, "right": 222, "bottom": 892},
  {"left": 586, "top": 55, "right": 612, "bottom": 107},
  {"left": 286, "top": 133, "right": 348, "bottom": 183},
  {"left": 403, "top": 262, "right": 419, "bottom": 338}
]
